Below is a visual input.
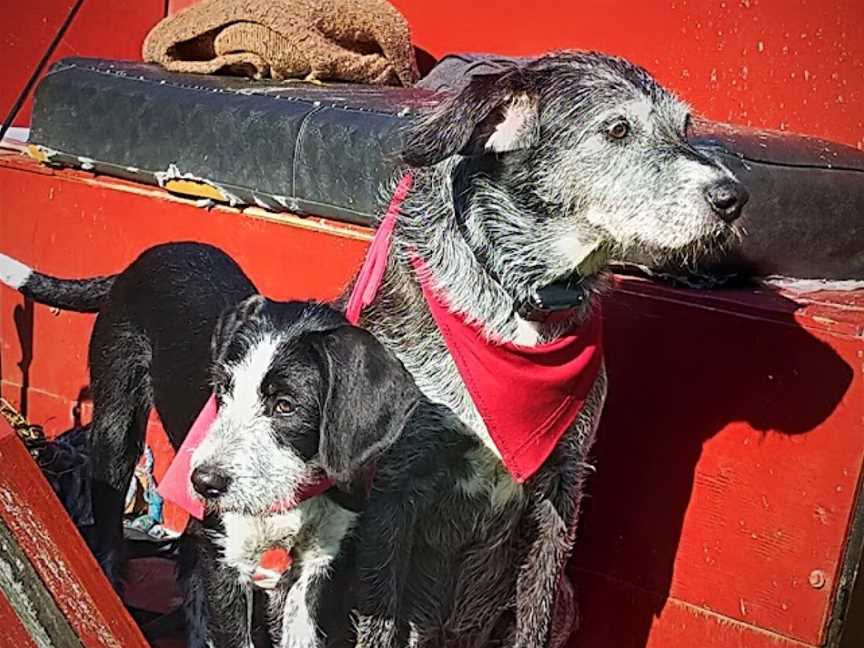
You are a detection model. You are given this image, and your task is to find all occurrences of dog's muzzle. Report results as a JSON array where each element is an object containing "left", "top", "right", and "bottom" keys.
[{"left": 705, "top": 178, "right": 749, "bottom": 223}]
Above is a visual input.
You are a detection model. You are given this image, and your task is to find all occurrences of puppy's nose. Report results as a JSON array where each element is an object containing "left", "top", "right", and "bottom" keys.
[
  {"left": 705, "top": 179, "right": 749, "bottom": 223},
  {"left": 191, "top": 466, "right": 232, "bottom": 499}
]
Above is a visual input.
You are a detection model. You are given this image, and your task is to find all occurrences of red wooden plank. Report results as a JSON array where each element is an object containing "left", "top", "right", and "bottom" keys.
[
  {"left": 0, "top": 420, "right": 149, "bottom": 648},
  {"left": 389, "top": 0, "right": 864, "bottom": 150},
  {"left": 0, "top": 592, "right": 39, "bottom": 648},
  {"left": 572, "top": 570, "right": 815, "bottom": 648},
  {"left": 571, "top": 286, "right": 864, "bottom": 645},
  {"left": 610, "top": 275, "right": 864, "bottom": 339}
]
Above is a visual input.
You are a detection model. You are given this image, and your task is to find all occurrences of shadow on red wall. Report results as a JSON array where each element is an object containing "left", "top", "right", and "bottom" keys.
[{"left": 569, "top": 287, "right": 856, "bottom": 646}]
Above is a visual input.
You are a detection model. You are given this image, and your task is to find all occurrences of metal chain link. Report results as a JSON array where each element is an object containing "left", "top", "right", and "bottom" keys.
[{"left": 0, "top": 397, "right": 46, "bottom": 458}]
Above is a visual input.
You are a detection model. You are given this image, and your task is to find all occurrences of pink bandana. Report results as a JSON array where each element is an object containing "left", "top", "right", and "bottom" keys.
[
  {"left": 346, "top": 173, "right": 604, "bottom": 482},
  {"left": 157, "top": 394, "right": 219, "bottom": 520}
]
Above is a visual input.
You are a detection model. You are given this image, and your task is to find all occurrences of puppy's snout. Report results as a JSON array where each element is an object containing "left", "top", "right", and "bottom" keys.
[
  {"left": 191, "top": 465, "right": 232, "bottom": 499},
  {"left": 705, "top": 179, "right": 749, "bottom": 223}
]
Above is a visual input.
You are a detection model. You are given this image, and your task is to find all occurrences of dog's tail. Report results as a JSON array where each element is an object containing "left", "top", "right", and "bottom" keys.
[{"left": 0, "top": 253, "right": 115, "bottom": 313}]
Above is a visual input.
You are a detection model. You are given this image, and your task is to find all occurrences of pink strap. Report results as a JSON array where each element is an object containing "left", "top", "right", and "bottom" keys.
[
  {"left": 157, "top": 393, "right": 218, "bottom": 520},
  {"left": 345, "top": 172, "right": 414, "bottom": 324}
]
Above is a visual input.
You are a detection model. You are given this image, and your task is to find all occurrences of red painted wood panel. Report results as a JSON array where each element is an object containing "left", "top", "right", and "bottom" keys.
[
  {"left": 569, "top": 281, "right": 864, "bottom": 646},
  {"left": 0, "top": 592, "right": 39, "bottom": 648},
  {"left": 2, "top": 0, "right": 165, "bottom": 128},
  {"left": 1, "top": 154, "right": 863, "bottom": 645},
  {"left": 388, "top": 0, "right": 864, "bottom": 149},
  {"left": 0, "top": 418, "right": 149, "bottom": 647},
  {"left": 574, "top": 570, "right": 814, "bottom": 648},
  {"left": 167, "top": 0, "right": 864, "bottom": 148}
]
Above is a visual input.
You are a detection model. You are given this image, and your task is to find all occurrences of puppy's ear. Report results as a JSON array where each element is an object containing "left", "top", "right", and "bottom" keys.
[
  {"left": 210, "top": 294, "right": 266, "bottom": 364},
  {"left": 310, "top": 326, "right": 419, "bottom": 503},
  {"left": 402, "top": 69, "right": 540, "bottom": 167}
]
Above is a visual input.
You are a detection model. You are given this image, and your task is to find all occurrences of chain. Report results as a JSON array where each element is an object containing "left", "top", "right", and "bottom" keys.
[{"left": 0, "top": 397, "right": 46, "bottom": 457}]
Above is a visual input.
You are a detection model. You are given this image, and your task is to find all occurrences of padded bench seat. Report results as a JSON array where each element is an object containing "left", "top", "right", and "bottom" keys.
[
  {"left": 28, "top": 57, "right": 864, "bottom": 280},
  {"left": 30, "top": 57, "right": 439, "bottom": 225}
]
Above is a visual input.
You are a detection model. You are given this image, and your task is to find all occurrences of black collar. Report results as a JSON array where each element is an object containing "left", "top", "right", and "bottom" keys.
[
  {"left": 517, "top": 281, "right": 587, "bottom": 322},
  {"left": 450, "top": 174, "right": 588, "bottom": 322}
]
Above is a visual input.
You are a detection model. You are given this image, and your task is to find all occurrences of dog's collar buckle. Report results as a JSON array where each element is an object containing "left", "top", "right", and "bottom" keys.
[
  {"left": 517, "top": 284, "right": 586, "bottom": 322},
  {"left": 517, "top": 242, "right": 609, "bottom": 322}
]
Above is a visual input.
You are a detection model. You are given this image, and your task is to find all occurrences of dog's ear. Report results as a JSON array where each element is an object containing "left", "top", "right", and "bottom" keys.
[
  {"left": 210, "top": 294, "right": 266, "bottom": 364},
  {"left": 402, "top": 70, "right": 540, "bottom": 167},
  {"left": 310, "top": 325, "right": 420, "bottom": 503}
]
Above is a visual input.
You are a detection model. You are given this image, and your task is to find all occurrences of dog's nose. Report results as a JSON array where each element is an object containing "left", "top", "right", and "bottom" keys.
[
  {"left": 705, "top": 179, "right": 749, "bottom": 223},
  {"left": 191, "top": 466, "right": 232, "bottom": 499}
]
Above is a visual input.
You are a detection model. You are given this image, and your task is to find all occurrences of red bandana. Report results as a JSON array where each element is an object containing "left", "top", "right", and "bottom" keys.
[
  {"left": 346, "top": 173, "right": 604, "bottom": 482},
  {"left": 415, "top": 262, "right": 603, "bottom": 482}
]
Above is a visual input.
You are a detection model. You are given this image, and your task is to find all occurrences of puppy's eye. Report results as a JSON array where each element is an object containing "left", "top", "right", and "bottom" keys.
[
  {"left": 274, "top": 397, "right": 295, "bottom": 416},
  {"left": 606, "top": 120, "right": 630, "bottom": 140},
  {"left": 212, "top": 382, "right": 227, "bottom": 406}
]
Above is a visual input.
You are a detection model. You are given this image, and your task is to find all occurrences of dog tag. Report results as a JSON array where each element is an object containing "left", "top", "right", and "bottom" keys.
[{"left": 253, "top": 547, "right": 293, "bottom": 589}]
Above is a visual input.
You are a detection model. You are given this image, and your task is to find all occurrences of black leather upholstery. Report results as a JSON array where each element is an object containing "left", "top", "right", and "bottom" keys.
[
  {"left": 30, "top": 58, "right": 437, "bottom": 225},
  {"left": 29, "top": 57, "right": 864, "bottom": 280},
  {"left": 685, "top": 120, "right": 864, "bottom": 280}
]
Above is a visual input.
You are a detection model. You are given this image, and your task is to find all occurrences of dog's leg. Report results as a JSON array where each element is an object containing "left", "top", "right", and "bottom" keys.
[
  {"left": 181, "top": 551, "right": 213, "bottom": 648},
  {"left": 352, "top": 494, "right": 417, "bottom": 648},
  {"left": 512, "top": 369, "right": 607, "bottom": 648},
  {"left": 184, "top": 533, "right": 256, "bottom": 648},
  {"left": 85, "top": 328, "right": 152, "bottom": 587},
  {"left": 512, "top": 496, "right": 573, "bottom": 648},
  {"left": 277, "top": 546, "right": 340, "bottom": 648}
]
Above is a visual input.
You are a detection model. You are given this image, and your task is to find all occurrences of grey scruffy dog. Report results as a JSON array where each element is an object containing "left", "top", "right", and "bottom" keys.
[{"left": 349, "top": 50, "right": 747, "bottom": 647}]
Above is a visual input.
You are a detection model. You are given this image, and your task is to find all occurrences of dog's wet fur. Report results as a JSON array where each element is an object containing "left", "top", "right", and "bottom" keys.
[
  {"left": 349, "top": 51, "right": 746, "bottom": 646},
  {"left": 0, "top": 50, "right": 748, "bottom": 648}
]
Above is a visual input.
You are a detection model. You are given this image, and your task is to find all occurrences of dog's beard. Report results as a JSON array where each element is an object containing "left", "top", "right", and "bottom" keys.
[
  {"left": 612, "top": 217, "right": 742, "bottom": 272},
  {"left": 654, "top": 220, "right": 742, "bottom": 269}
]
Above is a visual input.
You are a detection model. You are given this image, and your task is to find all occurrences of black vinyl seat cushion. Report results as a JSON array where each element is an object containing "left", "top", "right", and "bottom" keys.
[{"left": 30, "top": 58, "right": 438, "bottom": 225}]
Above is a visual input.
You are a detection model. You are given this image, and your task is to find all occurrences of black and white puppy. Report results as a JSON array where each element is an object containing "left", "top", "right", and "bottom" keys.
[
  {"left": 0, "top": 242, "right": 419, "bottom": 648},
  {"left": 188, "top": 294, "right": 419, "bottom": 648}
]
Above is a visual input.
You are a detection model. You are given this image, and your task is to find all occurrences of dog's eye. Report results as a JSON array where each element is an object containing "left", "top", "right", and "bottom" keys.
[
  {"left": 212, "top": 382, "right": 226, "bottom": 406},
  {"left": 274, "top": 397, "right": 295, "bottom": 416},
  {"left": 606, "top": 120, "right": 630, "bottom": 140}
]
